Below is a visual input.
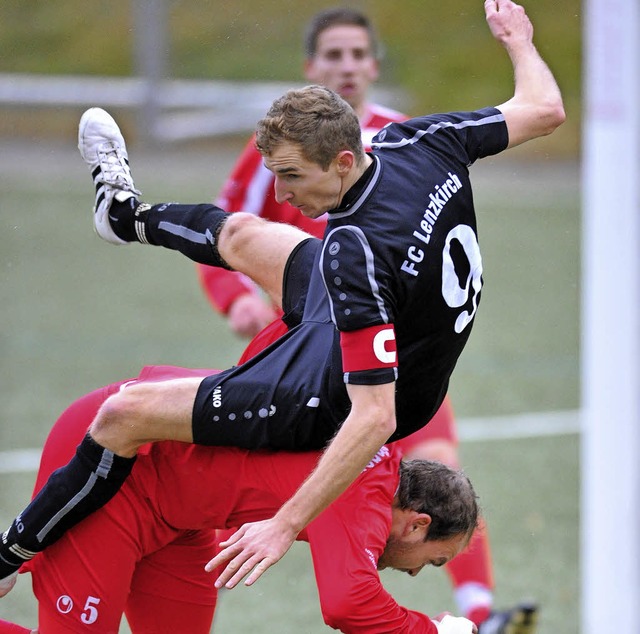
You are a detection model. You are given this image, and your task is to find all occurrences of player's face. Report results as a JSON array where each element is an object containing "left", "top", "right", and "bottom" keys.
[
  {"left": 304, "top": 25, "right": 379, "bottom": 115},
  {"left": 377, "top": 531, "right": 467, "bottom": 578},
  {"left": 265, "top": 142, "right": 348, "bottom": 218}
]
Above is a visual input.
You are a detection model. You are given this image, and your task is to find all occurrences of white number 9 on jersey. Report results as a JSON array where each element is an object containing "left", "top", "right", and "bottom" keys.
[{"left": 441, "top": 224, "right": 483, "bottom": 333}]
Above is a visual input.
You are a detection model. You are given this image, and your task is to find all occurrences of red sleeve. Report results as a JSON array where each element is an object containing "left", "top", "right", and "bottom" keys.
[
  {"left": 215, "top": 135, "right": 268, "bottom": 214},
  {"left": 305, "top": 452, "right": 438, "bottom": 633},
  {"left": 197, "top": 136, "right": 271, "bottom": 314},
  {"left": 202, "top": 133, "right": 326, "bottom": 313}
]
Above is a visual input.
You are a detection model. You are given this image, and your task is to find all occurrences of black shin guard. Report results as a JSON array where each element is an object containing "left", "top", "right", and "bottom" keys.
[
  {"left": 0, "top": 434, "right": 135, "bottom": 578},
  {"left": 109, "top": 200, "right": 232, "bottom": 269},
  {"left": 136, "top": 202, "right": 233, "bottom": 269}
]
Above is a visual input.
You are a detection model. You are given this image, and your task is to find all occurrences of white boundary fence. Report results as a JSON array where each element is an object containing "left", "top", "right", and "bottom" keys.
[{"left": 0, "top": 73, "right": 406, "bottom": 143}]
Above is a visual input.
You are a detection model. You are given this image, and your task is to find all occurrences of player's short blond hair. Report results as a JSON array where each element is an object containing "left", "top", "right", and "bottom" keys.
[{"left": 255, "top": 85, "right": 366, "bottom": 171}]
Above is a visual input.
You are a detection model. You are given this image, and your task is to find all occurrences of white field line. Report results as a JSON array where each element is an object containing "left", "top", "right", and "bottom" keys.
[
  {"left": 0, "top": 449, "right": 43, "bottom": 475},
  {"left": 0, "top": 410, "right": 581, "bottom": 475},
  {"left": 457, "top": 409, "right": 581, "bottom": 441}
]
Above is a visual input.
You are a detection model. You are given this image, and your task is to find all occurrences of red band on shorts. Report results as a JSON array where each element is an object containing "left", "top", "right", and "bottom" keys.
[{"left": 340, "top": 324, "right": 397, "bottom": 373}]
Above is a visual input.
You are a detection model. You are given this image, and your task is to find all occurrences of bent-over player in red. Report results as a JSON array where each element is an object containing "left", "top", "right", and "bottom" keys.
[{"left": 2, "top": 365, "right": 478, "bottom": 634}]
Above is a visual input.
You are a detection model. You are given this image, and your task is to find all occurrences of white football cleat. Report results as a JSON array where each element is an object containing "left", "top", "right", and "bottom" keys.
[{"left": 78, "top": 107, "right": 141, "bottom": 245}]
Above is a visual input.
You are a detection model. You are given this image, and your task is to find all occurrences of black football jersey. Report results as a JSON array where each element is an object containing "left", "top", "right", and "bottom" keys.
[
  {"left": 193, "top": 108, "right": 509, "bottom": 449},
  {"left": 319, "top": 107, "right": 508, "bottom": 438}
]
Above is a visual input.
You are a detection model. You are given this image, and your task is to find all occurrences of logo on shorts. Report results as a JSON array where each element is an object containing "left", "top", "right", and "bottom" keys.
[
  {"left": 212, "top": 385, "right": 222, "bottom": 408},
  {"left": 57, "top": 595, "right": 74, "bottom": 613}
]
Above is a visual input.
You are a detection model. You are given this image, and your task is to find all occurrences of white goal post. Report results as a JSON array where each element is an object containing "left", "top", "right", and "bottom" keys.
[{"left": 581, "top": 0, "right": 640, "bottom": 631}]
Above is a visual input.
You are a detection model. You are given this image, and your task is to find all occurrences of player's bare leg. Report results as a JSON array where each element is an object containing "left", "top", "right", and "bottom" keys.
[
  {"left": 89, "top": 377, "right": 202, "bottom": 457},
  {"left": 217, "top": 213, "right": 308, "bottom": 307}
]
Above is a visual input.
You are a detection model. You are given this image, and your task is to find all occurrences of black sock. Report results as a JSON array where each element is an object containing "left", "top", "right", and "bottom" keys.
[
  {"left": 109, "top": 199, "right": 233, "bottom": 269},
  {"left": 0, "top": 433, "right": 135, "bottom": 579}
]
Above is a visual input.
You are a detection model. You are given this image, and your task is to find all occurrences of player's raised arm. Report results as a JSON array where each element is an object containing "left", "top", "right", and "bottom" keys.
[{"left": 486, "top": 0, "right": 565, "bottom": 148}]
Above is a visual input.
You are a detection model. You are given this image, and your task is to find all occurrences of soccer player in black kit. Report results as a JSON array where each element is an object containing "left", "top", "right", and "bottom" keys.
[{"left": 1, "top": 0, "right": 564, "bottom": 614}]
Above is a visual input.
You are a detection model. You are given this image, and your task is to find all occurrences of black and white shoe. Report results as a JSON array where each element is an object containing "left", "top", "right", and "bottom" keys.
[
  {"left": 78, "top": 108, "right": 141, "bottom": 245},
  {"left": 479, "top": 603, "right": 538, "bottom": 634}
]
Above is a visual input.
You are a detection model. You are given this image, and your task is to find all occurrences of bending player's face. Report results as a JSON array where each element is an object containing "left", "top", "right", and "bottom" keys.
[
  {"left": 377, "top": 531, "right": 467, "bottom": 578},
  {"left": 265, "top": 142, "right": 351, "bottom": 218},
  {"left": 304, "top": 25, "right": 379, "bottom": 115}
]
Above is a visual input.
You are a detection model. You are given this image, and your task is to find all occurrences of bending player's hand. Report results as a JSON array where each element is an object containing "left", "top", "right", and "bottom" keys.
[
  {"left": 0, "top": 571, "right": 18, "bottom": 598},
  {"left": 205, "top": 517, "right": 298, "bottom": 588},
  {"left": 432, "top": 614, "right": 478, "bottom": 634}
]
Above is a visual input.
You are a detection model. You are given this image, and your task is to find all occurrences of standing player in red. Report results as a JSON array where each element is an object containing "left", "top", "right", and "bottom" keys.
[{"left": 197, "top": 8, "right": 501, "bottom": 630}]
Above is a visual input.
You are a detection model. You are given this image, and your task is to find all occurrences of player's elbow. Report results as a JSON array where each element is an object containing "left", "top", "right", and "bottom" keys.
[
  {"left": 379, "top": 415, "right": 397, "bottom": 440},
  {"left": 537, "top": 97, "right": 566, "bottom": 137},
  {"left": 321, "top": 597, "right": 360, "bottom": 631},
  {"left": 502, "top": 95, "right": 566, "bottom": 148},
  {"left": 348, "top": 382, "right": 397, "bottom": 442},
  {"left": 323, "top": 613, "right": 355, "bottom": 631},
  {"left": 365, "top": 404, "right": 397, "bottom": 441}
]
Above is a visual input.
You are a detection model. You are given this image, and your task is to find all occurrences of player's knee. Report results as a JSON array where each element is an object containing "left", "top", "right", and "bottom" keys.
[
  {"left": 89, "top": 385, "right": 150, "bottom": 455},
  {"left": 219, "top": 212, "right": 263, "bottom": 250}
]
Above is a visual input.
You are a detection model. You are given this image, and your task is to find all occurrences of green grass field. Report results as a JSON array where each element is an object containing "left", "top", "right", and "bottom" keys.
[{"left": 0, "top": 134, "right": 580, "bottom": 632}]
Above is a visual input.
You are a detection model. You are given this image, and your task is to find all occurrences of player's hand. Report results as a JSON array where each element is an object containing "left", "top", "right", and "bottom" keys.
[
  {"left": 227, "top": 294, "right": 278, "bottom": 339},
  {"left": 432, "top": 614, "right": 477, "bottom": 634},
  {"left": 0, "top": 571, "right": 18, "bottom": 598},
  {"left": 484, "top": 0, "right": 533, "bottom": 48},
  {"left": 205, "top": 517, "right": 298, "bottom": 588}
]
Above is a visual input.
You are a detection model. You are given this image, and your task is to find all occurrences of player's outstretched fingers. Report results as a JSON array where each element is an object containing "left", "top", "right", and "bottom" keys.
[
  {"left": 243, "top": 557, "right": 275, "bottom": 587},
  {"left": 223, "top": 553, "right": 272, "bottom": 589}
]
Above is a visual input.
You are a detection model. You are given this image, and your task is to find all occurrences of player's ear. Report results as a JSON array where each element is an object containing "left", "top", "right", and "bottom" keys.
[
  {"left": 302, "top": 57, "right": 321, "bottom": 84},
  {"left": 335, "top": 150, "right": 355, "bottom": 175},
  {"left": 303, "top": 58, "right": 315, "bottom": 81},
  {"left": 370, "top": 57, "right": 380, "bottom": 82},
  {"left": 403, "top": 511, "right": 432, "bottom": 536}
]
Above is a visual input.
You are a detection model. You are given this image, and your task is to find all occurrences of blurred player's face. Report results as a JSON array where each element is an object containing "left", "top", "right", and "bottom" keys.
[
  {"left": 377, "top": 529, "right": 467, "bottom": 578},
  {"left": 304, "top": 25, "right": 379, "bottom": 117},
  {"left": 265, "top": 142, "right": 358, "bottom": 218}
]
